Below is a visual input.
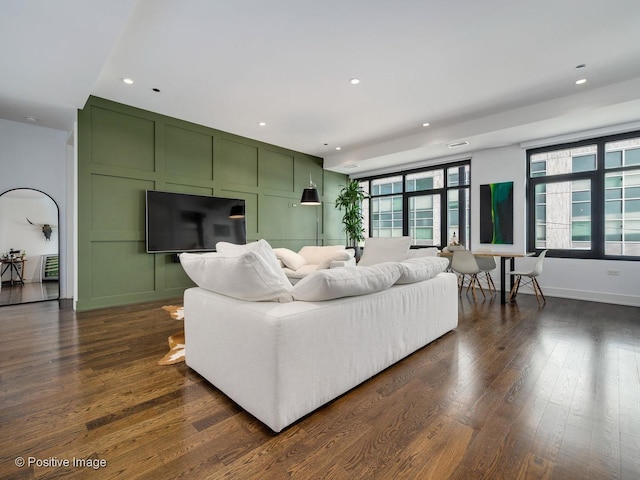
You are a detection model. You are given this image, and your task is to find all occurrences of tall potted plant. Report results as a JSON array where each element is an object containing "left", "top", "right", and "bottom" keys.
[{"left": 335, "top": 180, "right": 367, "bottom": 253}]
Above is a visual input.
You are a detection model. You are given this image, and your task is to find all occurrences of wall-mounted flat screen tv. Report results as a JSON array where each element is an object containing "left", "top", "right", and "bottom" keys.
[{"left": 145, "top": 190, "right": 246, "bottom": 253}]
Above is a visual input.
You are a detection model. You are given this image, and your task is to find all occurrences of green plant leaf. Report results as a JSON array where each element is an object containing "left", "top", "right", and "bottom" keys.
[{"left": 334, "top": 180, "right": 367, "bottom": 247}]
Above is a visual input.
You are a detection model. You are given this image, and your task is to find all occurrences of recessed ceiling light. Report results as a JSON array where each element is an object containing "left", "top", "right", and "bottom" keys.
[
  {"left": 575, "top": 78, "right": 587, "bottom": 85},
  {"left": 122, "top": 78, "right": 134, "bottom": 85},
  {"left": 344, "top": 163, "right": 360, "bottom": 169},
  {"left": 349, "top": 78, "right": 360, "bottom": 85},
  {"left": 576, "top": 64, "right": 586, "bottom": 69},
  {"left": 25, "top": 116, "right": 38, "bottom": 123},
  {"left": 335, "top": 147, "right": 342, "bottom": 150},
  {"left": 448, "top": 140, "right": 469, "bottom": 148},
  {"left": 258, "top": 122, "right": 266, "bottom": 127},
  {"left": 422, "top": 122, "right": 430, "bottom": 127}
]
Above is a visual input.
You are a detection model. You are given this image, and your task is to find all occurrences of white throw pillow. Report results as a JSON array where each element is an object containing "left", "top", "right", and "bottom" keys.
[
  {"left": 358, "top": 237, "right": 412, "bottom": 266},
  {"left": 273, "top": 247, "right": 307, "bottom": 271},
  {"left": 180, "top": 251, "right": 293, "bottom": 302},
  {"left": 317, "top": 250, "right": 354, "bottom": 269},
  {"left": 298, "top": 245, "right": 346, "bottom": 266},
  {"left": 215, "top": 239, "right": 292, "bottom": 288},
  {"left": 395, "top": 257, "right": 449, "bottom": 284},
  {"left": 292, "top": 262, "right": 402, "bottom": 301}
]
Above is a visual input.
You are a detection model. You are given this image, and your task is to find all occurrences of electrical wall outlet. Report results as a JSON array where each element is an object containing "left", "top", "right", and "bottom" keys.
[{"left": 607, "top": 269, "right": 620, "bottom": 276}]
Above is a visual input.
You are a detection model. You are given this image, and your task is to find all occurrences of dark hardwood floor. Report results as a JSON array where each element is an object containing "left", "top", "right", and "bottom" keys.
[
  {"left": 0, "top": 281, "right": 59, "bottom": 306},
  {"left": 1, "top": 293, "right": 639, "bottom": 479}
]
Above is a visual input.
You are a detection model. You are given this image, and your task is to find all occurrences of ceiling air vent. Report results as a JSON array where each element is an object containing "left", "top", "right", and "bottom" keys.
[{"left": 448, "top": 140, "right": 469, "bottom": 148}]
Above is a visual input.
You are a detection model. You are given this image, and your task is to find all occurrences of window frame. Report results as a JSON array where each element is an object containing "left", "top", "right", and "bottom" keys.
[
  {"left": 526, "top": 130, "right": 640, "bottom": 260},
  {"left": 357, "top": 159, "right": 471, "bottom": 248}
]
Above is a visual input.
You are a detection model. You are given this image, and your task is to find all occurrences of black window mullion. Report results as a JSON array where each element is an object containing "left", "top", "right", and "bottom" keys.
[
  {"left": 402, "top": 173, "right": 409, "bottom": 237},
  {"left": 526, "top": 128, "right": 640, "bottom": 260},
  {"left": 458, "top": 186, "right": 468, "bottom": 246},
  {"left": 356, "top": 159, "right": 470, "bottom": 248},
  {"left": 593, "top": 142, "right": 605, "bottom": 257}
]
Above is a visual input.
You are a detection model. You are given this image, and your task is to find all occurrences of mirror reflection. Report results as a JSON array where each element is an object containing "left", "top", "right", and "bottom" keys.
[{"left": 0, "top": 188, "right": 59, "bottom": 306}]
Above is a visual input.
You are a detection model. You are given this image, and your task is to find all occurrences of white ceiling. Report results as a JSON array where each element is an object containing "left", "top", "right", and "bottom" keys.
[{"left": 2, "top": 0, "right": 640, "bottom": 175}]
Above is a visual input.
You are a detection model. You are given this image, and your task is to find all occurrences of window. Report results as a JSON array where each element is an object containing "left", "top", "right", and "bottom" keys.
[
  {"left": 527, "top": 131, "right": 640, "bottom": 258},
  {"left": 358, "top": 161, "right": 470, "bottom": 247}
]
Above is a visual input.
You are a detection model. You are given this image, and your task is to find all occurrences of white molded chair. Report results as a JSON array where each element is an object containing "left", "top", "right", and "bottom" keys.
[
  {"left": 508, "top": 250, "right": 548, "bottom": 306},
  {"left": 451, "top": 250, "right": 486, "bottom": 302},
  {"left": 442, "top": 244, "right": 466, "bottom": 271},
  {"left": 474, "top": 255, "right": 497, "bottom": 295}
]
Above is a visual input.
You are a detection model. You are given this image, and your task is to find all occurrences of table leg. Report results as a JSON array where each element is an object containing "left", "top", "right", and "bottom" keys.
[
  {"left": 509, "top": 257, "right": 515, "bottom": 292},
  {"left": 13, "top": 263, "right": 25, "bottom": 285},
  {"left": 500, "top": 257, "right": 507, "bottom": 304}
]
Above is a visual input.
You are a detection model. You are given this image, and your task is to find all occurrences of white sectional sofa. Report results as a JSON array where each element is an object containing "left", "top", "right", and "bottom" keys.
[{"left": 179, "top": 239, "right": 458, "bottom": 432}]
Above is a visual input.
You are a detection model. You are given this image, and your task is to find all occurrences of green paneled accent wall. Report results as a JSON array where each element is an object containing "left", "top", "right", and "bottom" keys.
[
  {"left": 165, "top": 125, "right": 213, "bottom": 179},
  {"left": 91, "top": 241, "right": 155, "bottom": 298},
  {"left": 259, "top": 149, "right": 295, "bottom": 191},
  {"left": 216, "top": 138, "right": 259, "bottom": 187},
  {"left": 77, "top": 96, "right": 347, "bottom": 310},
  {"left": 90, "top": 175, "right": 152, "bottom": 236},
  {"left": 90, "top": 107, "right": 155, "bottom": 172}
]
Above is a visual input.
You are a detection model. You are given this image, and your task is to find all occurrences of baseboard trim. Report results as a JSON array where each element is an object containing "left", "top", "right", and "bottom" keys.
[
  {"left": 529, "top": 287, "right": 640, "bottom": 308},
  {"left": 493, "top": 283, "right": 640, "bottom": 307},
  {"left": 59, "top": 298, "right": 73, "bottom": 309}
]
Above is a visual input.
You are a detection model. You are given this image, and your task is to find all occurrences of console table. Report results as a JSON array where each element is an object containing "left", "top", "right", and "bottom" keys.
[{"left": 1, "top": 258, "right": 26, "bottom": 285}]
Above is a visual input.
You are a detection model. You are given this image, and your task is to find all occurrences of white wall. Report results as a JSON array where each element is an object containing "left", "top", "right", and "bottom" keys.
[
  {"left": 0, "top": 119, "right": 72, "bottom": 299},
  {"left": 471, "top": 146, "right": 527, "bottom": 254},
  {"left": 471, "top": 144, "right": 640, "bottom": 307}
]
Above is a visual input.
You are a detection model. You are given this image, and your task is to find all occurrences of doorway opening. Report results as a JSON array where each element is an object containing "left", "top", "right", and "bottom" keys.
[{"left": 0, "top": 188, "right": 59, "bottom": 306}]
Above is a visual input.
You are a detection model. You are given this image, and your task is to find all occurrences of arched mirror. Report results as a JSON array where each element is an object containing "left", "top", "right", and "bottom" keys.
[{"left": 0, "top": 188, "right": 59, "bottom": 306}]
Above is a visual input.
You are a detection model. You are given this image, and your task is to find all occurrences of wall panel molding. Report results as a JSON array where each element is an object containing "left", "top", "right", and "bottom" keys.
[{"left": 77, "top": 96, "right": 344, "bottom": 310}]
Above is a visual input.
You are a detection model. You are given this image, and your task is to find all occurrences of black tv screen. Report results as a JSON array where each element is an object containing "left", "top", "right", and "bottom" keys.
[{"left": 145, "top": 190, "right": 246, "bottom": 253}]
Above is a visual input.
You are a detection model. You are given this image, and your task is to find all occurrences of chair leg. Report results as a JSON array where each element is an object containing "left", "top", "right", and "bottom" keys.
[
  {"left": 508, "top": 276, "right": 520, "bottom": 302},
  {"left": 475, "top": 274, "right": 486, "bottom": 298},
  {"left": 469, "top": 275, "right": 478, "bottom": 302},
  {"left": 532, "top": 278, "right": 546, "bottom": 305},
  {"left": 458, "top": 274, "right": 465, "bottom": 294},
  {"left": 482, "top": 273, "right": 491, "bottom": 293},
  {"left": 486, "top": 272, "right": 496, "bottom": 294},
  {"left": 531, "top": 278, "right": 541, "bottom": 305}
]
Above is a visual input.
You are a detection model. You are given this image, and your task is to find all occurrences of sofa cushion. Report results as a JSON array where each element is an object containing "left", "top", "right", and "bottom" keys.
[
  {"left": 406, "top": 247, "right": 440, "bottom": 258},
  {"left": 273, "top": 247, "right": 307, "bottom": 271},
  {"left": 291, "top": 262, "right": 402, "bottom": 301},
  {"left": 298, "top": 245, "right": 346, "bottom": 267},
  {"left": 396, "top": 257, "right": 449, "bottom": 284},
  {"left": 357, "top": 236, "right": 412, "bottom": 266},
  {"left": 282, "top": 264, "right": 319, "bottom": 279},
  {"left": 180, "top": 250, "right": 293, "bottom": 302}
]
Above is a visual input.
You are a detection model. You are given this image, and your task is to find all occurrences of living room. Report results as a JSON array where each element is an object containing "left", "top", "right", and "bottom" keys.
[{"left": 1, "top": 1, "right": 640, "bottom": 478}]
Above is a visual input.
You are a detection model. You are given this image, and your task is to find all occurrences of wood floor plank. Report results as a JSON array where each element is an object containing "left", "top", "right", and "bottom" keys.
[{"left": 1, "top": 295, "right": 639, "bottom": 479}]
